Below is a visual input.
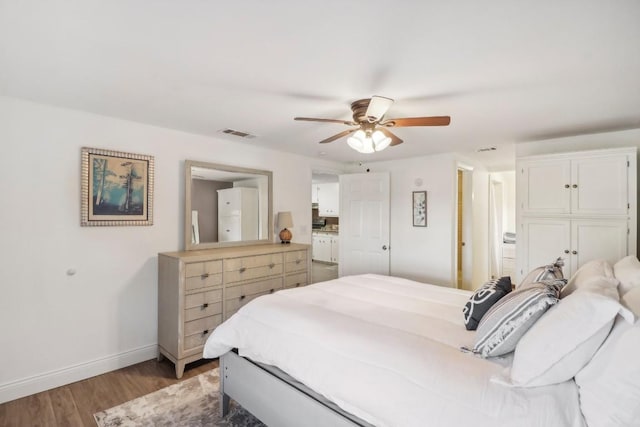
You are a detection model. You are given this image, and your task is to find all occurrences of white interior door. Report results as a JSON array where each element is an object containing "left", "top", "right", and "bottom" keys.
[{"left": 339, "top": 172, "right": 390, "bottom": 277}]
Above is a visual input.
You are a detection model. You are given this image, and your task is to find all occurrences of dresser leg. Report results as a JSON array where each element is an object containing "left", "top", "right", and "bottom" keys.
[
  {"left": 157, "top": 349, "right": 165, "bottom": 362},
  {"left": 175, "top": 360, "right": 186, "bottom": 379}
]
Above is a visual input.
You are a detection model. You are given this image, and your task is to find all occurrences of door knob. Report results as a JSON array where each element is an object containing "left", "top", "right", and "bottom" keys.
[{"left": 382, "top": 245, "right": 388, "bottom": 250}]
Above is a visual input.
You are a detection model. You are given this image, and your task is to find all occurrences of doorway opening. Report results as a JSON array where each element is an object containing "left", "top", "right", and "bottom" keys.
[
  {"left": 488, "top": 171, "right": 517, "bottom": 281},
  {"left": 311, "top": 171, "right": 340, "bottom": 283},
  {"left": 456, "top": 167, "right": 473, "bottom": 289}
]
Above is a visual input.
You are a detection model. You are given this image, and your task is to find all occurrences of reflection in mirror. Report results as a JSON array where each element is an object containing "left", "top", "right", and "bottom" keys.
[{"left": 185, "top": 160, "right": 272, "bottom": 250}]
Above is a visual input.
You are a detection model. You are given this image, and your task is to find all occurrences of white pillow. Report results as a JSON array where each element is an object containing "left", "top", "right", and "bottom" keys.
[
  {"left": 613, "top": 255, "right": 640, "bottom": 296},
  {"left": 562, "top": 259, "right": 614, "bottom": 298},
  {"left": 621, "top": 286, "right": 640, "bottom": 319},
  {"left": 509, "top": 276, "right": 632, "bottom": 387},
  {"left": 575, "top": 316, "right": 640, "bottom": 427}
]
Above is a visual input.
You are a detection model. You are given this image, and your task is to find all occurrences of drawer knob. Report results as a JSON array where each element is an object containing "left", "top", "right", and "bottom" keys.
[
  {"left": 202, "top": 329, "right": 209, "bottom": 335},
  {"left": 240, "top": 295, "right": 246, "bottom": 300},
  {"left": 239, "top": 267, "right": 246, "bottom": 273},
  {"left": 269, "top": 288, "right": 275, "bottom": 293},
  {"left": 572, "top": 250, "right": 578, "bottom": 255},
  {"left": 201, "top": 273, "right": 209, "bottom": 279},
  {"left": 564, "top": 184, "right": 570, "bottom": 188},
  {"left": 564, "top": 249, "right": 570, "bottom": 254},
  {"left": 202, "top": 303, "right": 208, "bottom": 309},
  {"left": 572, "top": 184, "right": 578, "bottom": 188}
]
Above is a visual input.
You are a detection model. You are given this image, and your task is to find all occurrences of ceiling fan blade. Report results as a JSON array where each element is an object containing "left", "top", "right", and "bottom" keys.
[
  {"left": 294, "top": 117, "right": 356, "bottom": 126},
  {"left": 365, "top": 96, "right": 394, "bottom": 122},
  {"left": 319, "top": 128, "right": 358, "bottom": 144},
  {"left": 382, "top": 116, "right": 451, "bottom": 127},
  {"left": 377, "top": 127, "right": 403, "bottom": 146}
]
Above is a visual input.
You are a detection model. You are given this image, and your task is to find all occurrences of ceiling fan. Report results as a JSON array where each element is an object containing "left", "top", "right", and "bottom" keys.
[{"left": 294, "top": 96, "right": 450, "bottom": 153}]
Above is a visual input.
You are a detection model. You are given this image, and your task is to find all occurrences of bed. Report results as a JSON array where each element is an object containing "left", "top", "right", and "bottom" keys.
[{"left": 203, "top": 267, "right": 640, "bottom": 427}]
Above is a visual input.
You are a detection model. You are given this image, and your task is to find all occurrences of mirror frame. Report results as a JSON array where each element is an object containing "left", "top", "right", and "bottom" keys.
[{"left": 184, "top": 160, "right": 273, "bottom": 251}]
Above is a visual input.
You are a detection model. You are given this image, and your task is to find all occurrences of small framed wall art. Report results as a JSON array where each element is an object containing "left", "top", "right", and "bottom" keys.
[
  {"left": 412, "top": 190, "right": 427, "bottom": 227},
  {"left": 81, "top": 147, "right": 154, "bottom": 226}
]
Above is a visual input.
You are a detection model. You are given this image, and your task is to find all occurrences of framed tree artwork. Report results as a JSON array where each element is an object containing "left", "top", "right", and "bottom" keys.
[
  {"left": 412, "top": 191, "right": 427, "bottom": 227},
  {"left": 81, "top": 147, "right": 154, "bottom": 226}
]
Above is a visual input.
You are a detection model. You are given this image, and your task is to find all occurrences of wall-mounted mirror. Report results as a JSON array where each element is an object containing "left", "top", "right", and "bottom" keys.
[{"left": 185, "top": 160, "right": 273, "bottom": 250}]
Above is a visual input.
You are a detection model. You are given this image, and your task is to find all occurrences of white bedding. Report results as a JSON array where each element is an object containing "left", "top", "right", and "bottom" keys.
[{"left": 204, "top": 274, "right": 585, "bottom": 427}]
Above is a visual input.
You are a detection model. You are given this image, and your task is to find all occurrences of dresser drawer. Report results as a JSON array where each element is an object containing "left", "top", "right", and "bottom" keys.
[
  {"left": 185, "top": 260, "right": 223, "bottom": 278},
  {"left": 224, "top": 254, "right": 283, "bottom": 283},
  {"left": 185, "top": 288, "right": 223, "bottom": 309},
  {"left": 224, "top": 287, "right": 279, "bottom": 320},
  {"left": 285, "top": 250, "right": 307, "bottom": 273},
  {"left": 185, "top": 302, "right": 222, "bottom": 322},
  {"left": 184, "top": 328, "right": 215, "bottom": 352},
  {"left": 225, "top": 253, "right": 283, "bottom": 271},
  {"left": 184, "top": 314, "right": 222, "bottom": 337},
  {"left": 284, "top": 272, "right": 308, "bottom": 289},
  {"left": 184, "top": 260, "right": 223, "bottom": 292},
  {"left": 226, "top": 276, "right": 283, "bottom": 299}
]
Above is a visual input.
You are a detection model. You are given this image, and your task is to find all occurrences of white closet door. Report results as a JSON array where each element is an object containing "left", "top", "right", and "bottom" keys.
[
  {"left": 571, "top": 220, "right": 628, "bottom": 271},
  {"left": 519, "top": 159, "right": 571, "bottom": 214},
  {"left": 571, "top": 155, "right": 629, "bottom": 215},
  {"left": 520, "top": 218, "right": 571, "bottom": 279}
]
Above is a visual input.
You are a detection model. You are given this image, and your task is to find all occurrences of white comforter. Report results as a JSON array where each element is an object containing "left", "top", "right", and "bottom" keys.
[{"left": 204, "top": 274, "right": 585, "bottom": 427}]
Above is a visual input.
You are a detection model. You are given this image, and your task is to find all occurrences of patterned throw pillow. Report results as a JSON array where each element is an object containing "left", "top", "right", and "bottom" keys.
[
  {"left": 519, "top": 258, "right": 565, "bottom": 289},
  {"left": 472, "top": 279, "right": 565, "bottom": 358},
  {"left": 463, "top": 276, "right": 512, "bottom": 330}
]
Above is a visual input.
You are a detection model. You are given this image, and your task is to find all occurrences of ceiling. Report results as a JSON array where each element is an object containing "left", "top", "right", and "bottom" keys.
[{"left": 1, "top": 1, "right": 639, "bottom": 170}]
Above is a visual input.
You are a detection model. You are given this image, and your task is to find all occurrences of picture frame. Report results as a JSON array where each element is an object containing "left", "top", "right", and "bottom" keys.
[
  {"left": 412, "top": 191, "right": 427, "bottom": 227},
  {"left": 81, "top": 147, "right": 154, "bottom": 226}
]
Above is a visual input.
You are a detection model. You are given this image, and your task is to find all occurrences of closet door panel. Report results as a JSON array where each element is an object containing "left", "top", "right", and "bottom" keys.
[
  {"left": 520, "top": 160, "right": 571, "bottom": 214},
  {"left": 571, "top": 155, "right": 629, "bottom": 215},
  {"left": 520, "top": 218, "right": 572, "bottom": 279},
  {"left": 572, "top": 220, "right": 628, "bottom": 270}
]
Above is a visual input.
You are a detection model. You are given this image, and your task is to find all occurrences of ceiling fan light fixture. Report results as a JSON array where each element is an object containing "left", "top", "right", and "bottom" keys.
[
  {"left": 372, "top": 130, "right": 392, "bottom": 151},
  {"left": 347, "top": 130, "right": 366, "bottom": 152},
  {"left": 347, "top": 129, "right": 390, "bottom": 154}
]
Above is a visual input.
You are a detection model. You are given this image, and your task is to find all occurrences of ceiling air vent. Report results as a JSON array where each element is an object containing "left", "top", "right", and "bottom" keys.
[
  {"left": 476, "top": 146, "right": 497, "bottom": 152},
  {"left": 219, "top": 128, "right": 256, "bottom": 139}
]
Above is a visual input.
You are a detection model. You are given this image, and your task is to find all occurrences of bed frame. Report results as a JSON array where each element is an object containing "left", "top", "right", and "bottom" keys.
[{"left": 220, "top": 350, "right": 373, "bottom": 427}]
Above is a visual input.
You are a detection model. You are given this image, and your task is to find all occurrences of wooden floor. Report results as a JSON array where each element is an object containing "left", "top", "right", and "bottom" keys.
[{"left": 0, "top": 358, "right": 218, "bottom": 427}]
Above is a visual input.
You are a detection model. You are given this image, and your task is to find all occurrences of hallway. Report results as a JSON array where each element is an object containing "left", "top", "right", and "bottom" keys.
[{"left": 311, "top": 261, "right": 338, "bottom": 283}]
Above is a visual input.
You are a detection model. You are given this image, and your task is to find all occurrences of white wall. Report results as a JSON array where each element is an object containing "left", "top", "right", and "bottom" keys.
[
  {"left": 347, "top": 154, "right": 456, "bottom": 286},
  {"left": 469, "top": 165, "right": 490, "bottom": 291},
  {"left": 347, "top": 153, "right": 491, "bottom": 289},
  {"left": 515, "top": 129, "right": 640, "bottom": 157},
  {"left": 0, "top": 96, "right": 344, "bottom": 403}
]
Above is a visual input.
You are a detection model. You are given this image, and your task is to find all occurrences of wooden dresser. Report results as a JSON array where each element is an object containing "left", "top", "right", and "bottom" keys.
[{"left": 158, "top": 243, "right": 310, "bottom": 378}]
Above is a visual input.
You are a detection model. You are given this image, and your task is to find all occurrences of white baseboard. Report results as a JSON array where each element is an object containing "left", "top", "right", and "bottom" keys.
[{"left": 0, "top": 344, "right": 158, "bottom": 404}]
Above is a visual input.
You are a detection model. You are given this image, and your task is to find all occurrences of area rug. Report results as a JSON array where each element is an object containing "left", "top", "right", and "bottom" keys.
[{"left": 94, "top": 368, "right": 265, "bottom": 426}]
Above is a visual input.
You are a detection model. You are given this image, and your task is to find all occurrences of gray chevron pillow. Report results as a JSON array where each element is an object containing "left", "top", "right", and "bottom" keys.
[
  {"left": 519, "top": 258, "right": 565, "bottom": 289},
  {"left": 472, "top": 279, "right": 565, "bottom": 358}
]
